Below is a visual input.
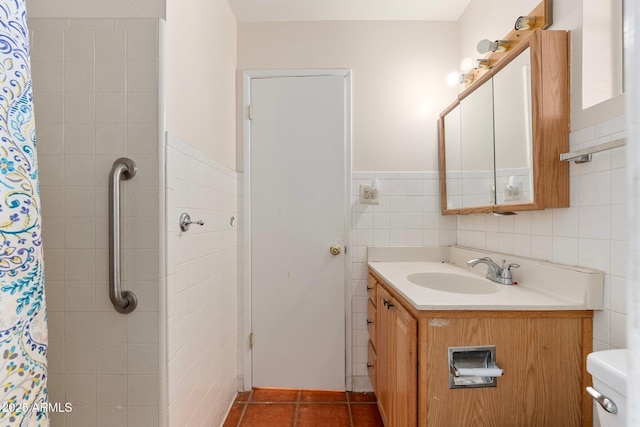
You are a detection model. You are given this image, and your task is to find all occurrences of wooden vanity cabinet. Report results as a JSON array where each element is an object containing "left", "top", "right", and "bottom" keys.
[
  {"left": 419, "top": 313, "right": 592, "bottom": 427},
  {"left": 369, "top": 277, "right": 417, "bottom": 427},
  {"left": 367, "top": 269, "right": 593, "bottom": 427},
  {"left": 367, "top": 274, "right": 378, "bottom": 391},
  {"left": 386, "top": 291, "right": 417, "bottom": 427}
]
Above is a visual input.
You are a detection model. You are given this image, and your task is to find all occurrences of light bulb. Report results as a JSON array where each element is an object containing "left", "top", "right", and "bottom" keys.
[
  {"left": 370, "top": 178, "right": 379, "bottom": 191},
  {"left": 459, "top": 57, "right": 475, "bottom": 73},
  {"left": 446, "top": 71, "right": 460, "bottom": 86},
  {"left": 477, "top": 39, "right": 509, "bottom": 54}
]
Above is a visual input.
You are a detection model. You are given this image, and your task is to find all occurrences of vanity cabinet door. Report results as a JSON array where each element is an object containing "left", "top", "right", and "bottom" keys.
[
  {"left": 389, "top": 300, "right": 417, "bottom": 427},
  {"left": 367, "top": 341, "right": 377, "bottom": 395},
  {"left": 367, "top": 274, "right": 378, "bottom": 304},
  {"left": 368, "top": 299, "right": 377, "bottom": 350},
  {"left": 376, "top": 285, "right": 392, "bottom": 426},
  {"left": 367, "top": 299, "right": 378, "bottom": 392},
  {"left": 422, "top": 316, "right": 587, "bottom": 426},
  {"left": 367, "top": 274, "right": 379, "bottom": 393},
  {"left": 377, "top": 284, "right": 417, "bottom": 427},
  {"left": 438, "top": 29, "right": 569, "bottom": 214}
]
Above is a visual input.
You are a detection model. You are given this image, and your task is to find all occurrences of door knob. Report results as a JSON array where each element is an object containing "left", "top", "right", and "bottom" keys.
[{"left": 330, "top": 245, "right": 342, "bottom": 256}]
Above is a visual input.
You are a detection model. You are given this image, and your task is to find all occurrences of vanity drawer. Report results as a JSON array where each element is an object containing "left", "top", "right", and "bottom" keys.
[
  {"left": 367, "top": 274, "right": 378, "bottom": 305},
  {"left": 367, "top": 298, "right": 376, "bottom": 350},
  {"left": 368, "top": 340, "right": 377, "bottom": 393}
]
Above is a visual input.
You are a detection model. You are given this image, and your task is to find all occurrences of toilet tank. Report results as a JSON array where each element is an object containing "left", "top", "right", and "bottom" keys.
[{"left": 586, "top": 349, "right": 628, "bottom": 427}]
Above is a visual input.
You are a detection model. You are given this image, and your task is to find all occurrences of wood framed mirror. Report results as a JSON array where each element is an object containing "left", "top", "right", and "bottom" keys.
[{"left": 439, "top": 29, "right": 569, "bottom": 215}]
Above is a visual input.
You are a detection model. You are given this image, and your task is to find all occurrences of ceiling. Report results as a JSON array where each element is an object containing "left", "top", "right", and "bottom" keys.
[{"left": 227, "top": 0, "right": 473, "bottom": 23}]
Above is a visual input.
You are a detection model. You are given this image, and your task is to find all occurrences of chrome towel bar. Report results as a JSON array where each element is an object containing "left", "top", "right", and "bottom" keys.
[
  {"left": 109, "top": 158, "right": 138, "bottom": 314},
  {"left": 560, "top": 137, "right": 626, "bottom": 163}
]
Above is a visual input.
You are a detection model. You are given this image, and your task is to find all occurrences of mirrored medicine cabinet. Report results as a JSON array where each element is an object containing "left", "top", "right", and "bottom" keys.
[{"left": 439, "top": 30, "right": 570, "bottom": 215}]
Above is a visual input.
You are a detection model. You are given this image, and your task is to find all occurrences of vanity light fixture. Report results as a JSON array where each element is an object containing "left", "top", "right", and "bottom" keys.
[
  {"left": 460, "top": 73, "right": 475, "bottom": 84},
  {"left": 514, "top": 15, "right": 536, "bottom": 31},
  {"left": 477, "top": 39, "right": 509, "bottom": 54},
  {"left": 475, "top": 58, "right": 490, "bottom": 70},
  {"left": 459, "top": 57, "right": 475, "bottom": 73}
]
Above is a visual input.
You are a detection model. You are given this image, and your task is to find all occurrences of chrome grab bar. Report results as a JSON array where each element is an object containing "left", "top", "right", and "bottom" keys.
[{"left": 109, "top": 158, "right": 138, "bottom": 314}]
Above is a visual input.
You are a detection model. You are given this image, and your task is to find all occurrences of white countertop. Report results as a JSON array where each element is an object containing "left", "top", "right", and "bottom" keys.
[{"left": 368, "top": 261, "right": 595, "bottom": 311}]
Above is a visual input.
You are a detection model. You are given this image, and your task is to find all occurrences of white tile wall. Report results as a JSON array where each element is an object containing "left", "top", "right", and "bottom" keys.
[
  {"left": 32, "top": 18, "right": 160, "bottom": 427},
  {"left": 346, "top": 116, "right": 627, "bottom": 389},
  {"left": 350, "top": 172, "right": 457, "bottom": 390},
  {"left": 165, "top": 136, "right": 238, "bottom": 426},
  {"left": 457, "top": 115, "right": 628, "bottom": 351}
]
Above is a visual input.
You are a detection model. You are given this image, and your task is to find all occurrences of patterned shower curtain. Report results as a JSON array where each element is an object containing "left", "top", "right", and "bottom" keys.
[{"left": 0, "top": 1, "right": 48, "bottom": 426}]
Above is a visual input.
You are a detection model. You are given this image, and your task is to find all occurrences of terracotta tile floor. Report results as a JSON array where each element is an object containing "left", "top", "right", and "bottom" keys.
[{"left": 223, "top": 388, "right": 384, "bottom": 427}]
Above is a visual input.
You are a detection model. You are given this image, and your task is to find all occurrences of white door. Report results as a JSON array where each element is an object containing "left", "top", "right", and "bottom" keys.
[{"left": 250, "top": 73, "right": 348, "bottom": 390}]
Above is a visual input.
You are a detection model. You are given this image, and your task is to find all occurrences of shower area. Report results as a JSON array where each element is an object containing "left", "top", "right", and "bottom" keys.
[{"left": 28, "top": 1, "right": 240, "bottom": 425}]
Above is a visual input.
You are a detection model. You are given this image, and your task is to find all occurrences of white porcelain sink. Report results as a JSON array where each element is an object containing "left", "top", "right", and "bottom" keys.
[
  {"left": 406, "top": 272, "right": 499, "bottom": 294},
  {"left": 368, "top": 256, "right": 604, "bottom": 310}
]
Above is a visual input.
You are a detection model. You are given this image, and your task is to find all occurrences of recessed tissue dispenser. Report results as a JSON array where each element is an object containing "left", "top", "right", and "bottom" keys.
[{"left": 449, "top": 345, "right": 504, "bottom": 389}]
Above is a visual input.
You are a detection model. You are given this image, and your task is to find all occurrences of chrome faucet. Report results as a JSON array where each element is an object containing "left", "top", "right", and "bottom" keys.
[{"left": 466, "top": 257, "right": 520, "bottom": 285}]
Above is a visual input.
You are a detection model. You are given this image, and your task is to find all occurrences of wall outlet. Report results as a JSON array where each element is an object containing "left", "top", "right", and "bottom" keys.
[
  {"left": 504, "top": 181, "right": 523, "bottom": 202},
  {"left": 359, "top": 184, "right": 379, "bottom": 204}
]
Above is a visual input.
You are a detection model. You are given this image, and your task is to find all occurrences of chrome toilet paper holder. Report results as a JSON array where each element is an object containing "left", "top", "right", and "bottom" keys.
[{"left": 448, "top": 345, "right": 504, "bottom": 389}]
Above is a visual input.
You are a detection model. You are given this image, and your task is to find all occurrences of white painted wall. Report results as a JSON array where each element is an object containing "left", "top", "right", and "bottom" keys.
[
  {"left": 165, "top": 0, "right": 237, "bottom": 170},
  {"left": 457, "top": 0, "right": 626, "bottom": 131},
  {"left": 456, "top": 0, "right": 538, "bottom": 72},
  {"left": 237, "top": 21, "right": 459, "bottom": 172}
]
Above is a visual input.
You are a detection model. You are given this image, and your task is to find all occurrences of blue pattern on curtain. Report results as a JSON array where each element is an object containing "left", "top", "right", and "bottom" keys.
[{"left": 0, "top": 1, "right": 48, "bottom": 425}]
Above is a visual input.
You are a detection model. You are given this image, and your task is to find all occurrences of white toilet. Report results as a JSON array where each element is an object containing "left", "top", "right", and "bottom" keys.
[{"left": 586, "top": 349, "right": 628, "bottom": 427}]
